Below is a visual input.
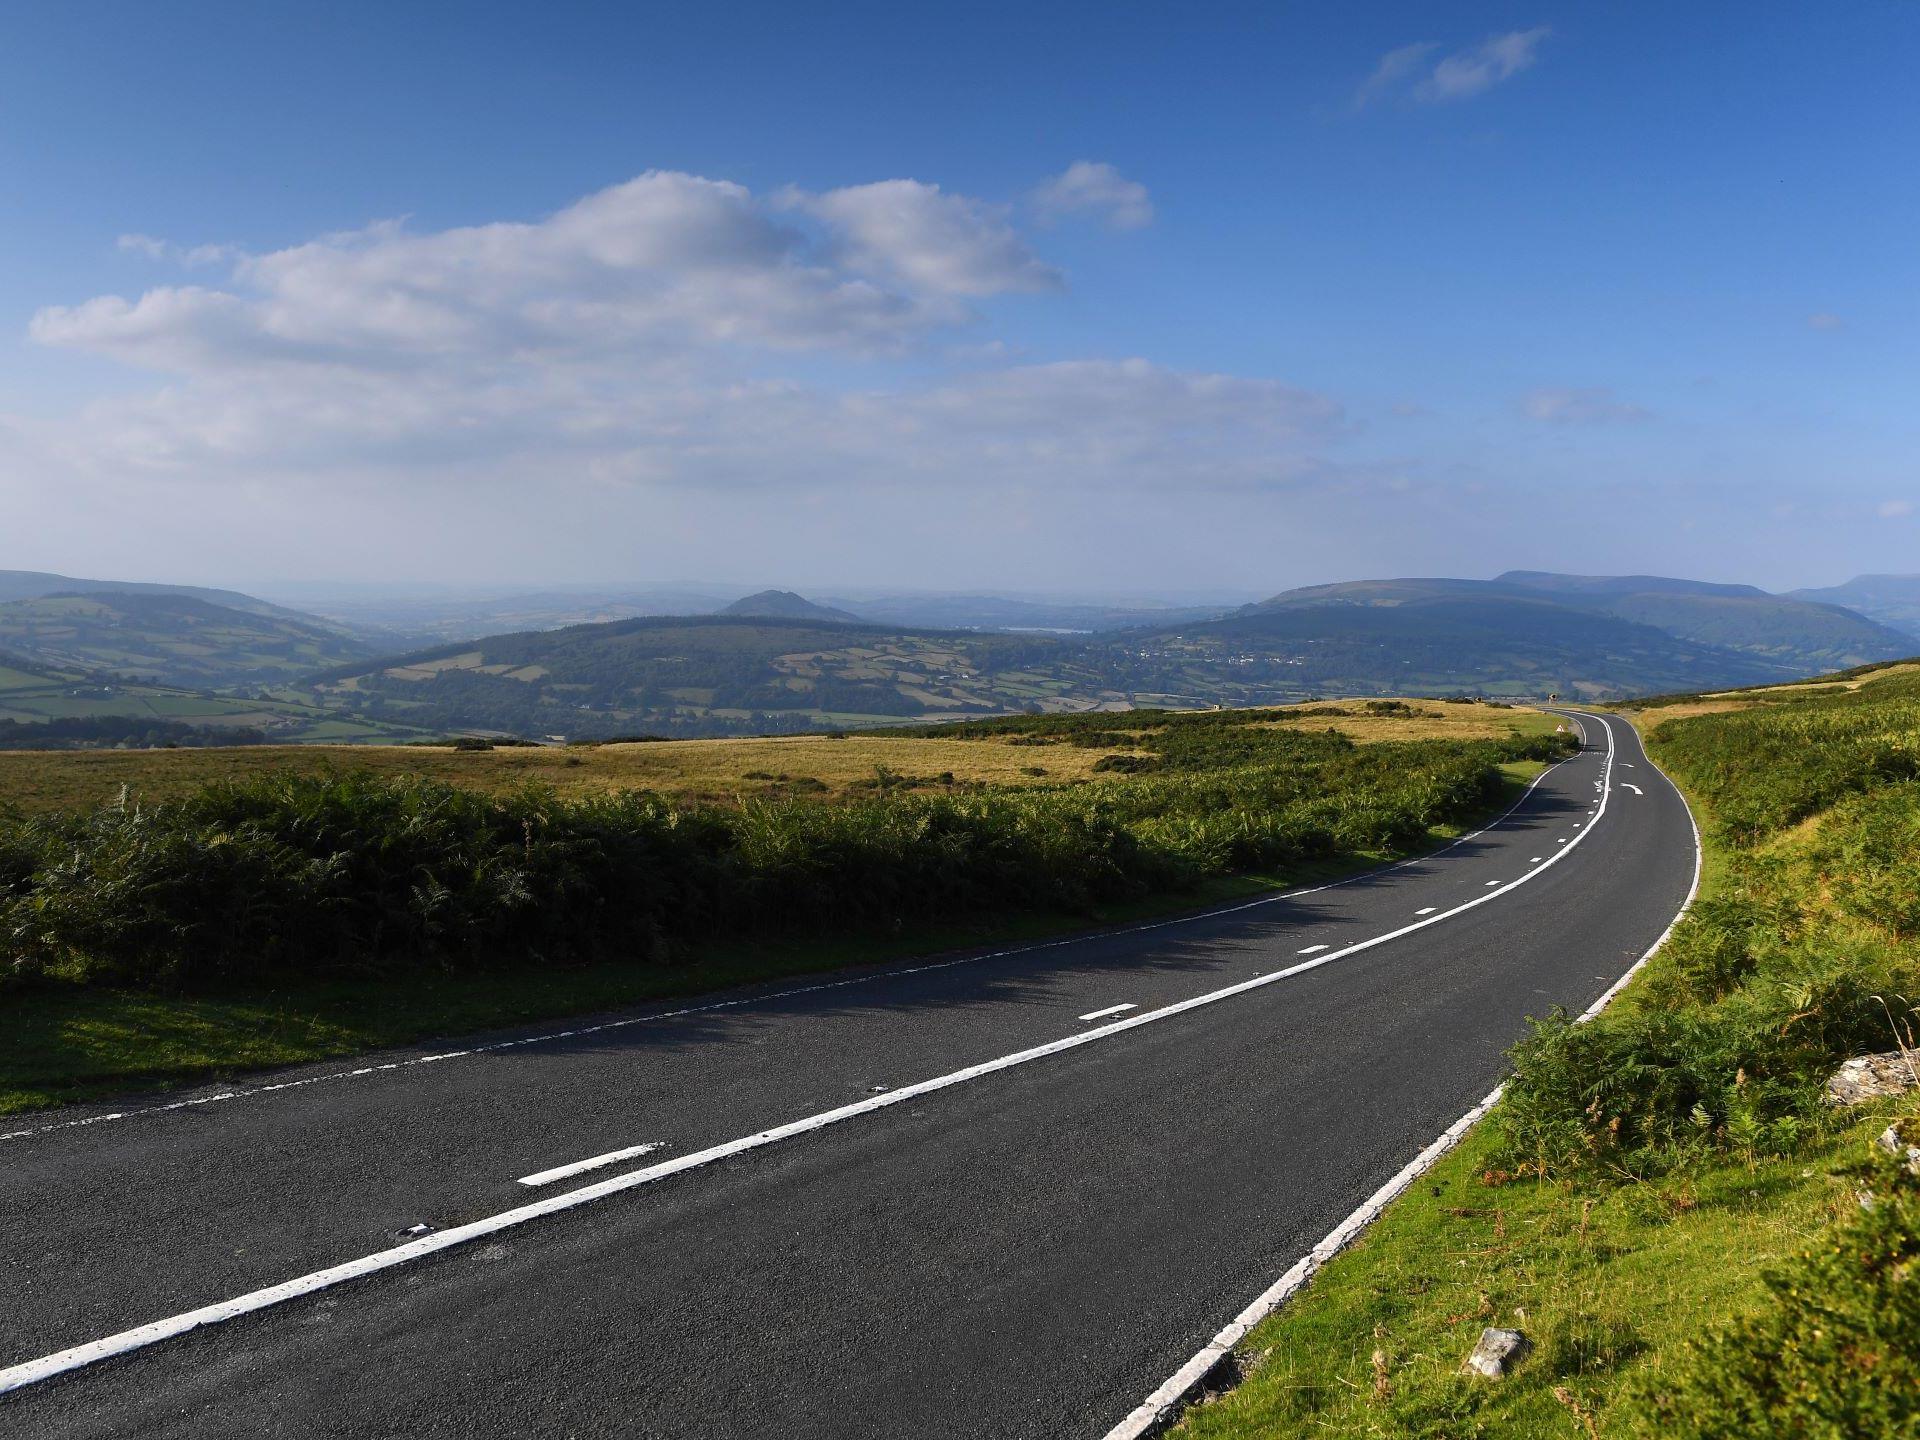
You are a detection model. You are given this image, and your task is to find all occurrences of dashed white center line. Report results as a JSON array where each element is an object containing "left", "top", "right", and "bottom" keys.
[
  {"left": 1414, "top": 906, "right": 1437, "bottom": 915},
  {"left": 1296, "top": 943, "right": 1330, "bottom": 954},
  {"left": 1531, "top": 856, "right": 1543, "bottom": 862},
  {"left": 1078, "top": 1002, "right": 1138, "bottom": 1021},
  {"left": 1484, "top": 880, "right": 1500, "bottom": 887},
  {"left": 517, "top": 1141, "right": 666, "bottom": 1188}
]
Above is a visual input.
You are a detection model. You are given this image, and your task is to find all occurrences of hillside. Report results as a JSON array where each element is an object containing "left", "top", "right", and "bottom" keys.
[
  {"left": 0, "top": 568, "right": 327, "bottom": 625},
  {"left": 304, "top": 614, "right": 1131, "bottom": 739},
  {"left": 0, "top": 591, "right": 385, "bottom": 689},
  {"left": 1790, "top": 573, "right": 1920, "bottom": 638},
  {"left": 0, "top": 647, "right": 424, "bottom": 745},
  {"left": 1239, "top": 572, "right": 1912, "bottom": 681},
  {"left": 1125, "top": 594, "right": 1784, "bottom": 700}
]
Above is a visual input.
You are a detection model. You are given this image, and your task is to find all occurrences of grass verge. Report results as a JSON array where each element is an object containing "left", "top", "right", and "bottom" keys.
[
  {"left": 1165, "top": 673, "right": 1920, "bottom": 1437},
  {"left": 1177, "top": 1101, "right": 1890, "bottom": 1439}
]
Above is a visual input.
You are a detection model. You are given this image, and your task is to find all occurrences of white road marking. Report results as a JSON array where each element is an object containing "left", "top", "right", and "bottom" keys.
[
  {"left": 1484, "top": 880, "right": 1500, "bottom": 887},
  {"left": 1105, "top": 709, "right": 1701, "bottom": 1440},
  {"left": 1296, "top": 944, "right": 1329, "bottom": 954},
  {"left": 517, "top": 1142, "right": 665, "bottom": 1188},
  {"left": 1078, "top": 1003, "right": 1137, "bottom": 1021},
  {"left": 1, "top": 754, "right": 1585, "bottom": 1149},
  {"left": 1414, "top": 907, "right": 1436, "bottom": 915},
  {"left": 1530, "top": 857, "right": 1543, "bottom": 862},
  {"left": 1623, "top": 783, "right": 1644, "bottom": 795},
  {"left": 0, "top": 719, "right": 1622, "bottom": 1397}
]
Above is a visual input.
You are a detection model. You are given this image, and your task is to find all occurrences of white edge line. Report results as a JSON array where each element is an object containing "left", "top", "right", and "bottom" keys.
[
  {"left": 1098, "top": 711, "right": 1704, "bottom": 1440},
  {"left": 2, "top": 738, "right": 1578, "bottom": 1148},
  {"left": 0, "top": 724, "right": 1613, "bottom": 1397},
  {"left": 516, "top": 1141, "right": 665, "bottom": 1188}
]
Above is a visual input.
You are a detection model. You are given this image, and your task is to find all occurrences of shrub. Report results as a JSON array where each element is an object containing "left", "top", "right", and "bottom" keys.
[{"left": 0, "top": 720, "right": 1570, "bottom": 994}]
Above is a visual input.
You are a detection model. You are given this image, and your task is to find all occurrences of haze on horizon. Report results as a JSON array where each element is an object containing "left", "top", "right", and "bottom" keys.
[{"left": 3, "top": 2, "right": 1917, "bottom": 597}]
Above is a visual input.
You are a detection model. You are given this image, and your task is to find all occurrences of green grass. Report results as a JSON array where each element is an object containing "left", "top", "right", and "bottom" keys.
[{"left": 1176, "top": 1103, "right": 1887, "bottom": 1439}]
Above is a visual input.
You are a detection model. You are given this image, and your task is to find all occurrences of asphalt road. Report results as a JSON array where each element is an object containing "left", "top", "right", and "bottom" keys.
[{"left": 0, "top": 711, "right": 1698, "bottom": 1439}]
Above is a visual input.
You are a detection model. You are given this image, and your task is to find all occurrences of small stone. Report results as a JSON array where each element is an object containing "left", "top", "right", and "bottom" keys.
[
  {"left": 1877, "top": 1122, "right": 1920, "bottom": 1176},
  {"left": 1824, "top": 1052, "right": 1920, "bottom": 1106},
  {"left": 1464, "top": 1327, "right": 1531, "bottom": 1379}
]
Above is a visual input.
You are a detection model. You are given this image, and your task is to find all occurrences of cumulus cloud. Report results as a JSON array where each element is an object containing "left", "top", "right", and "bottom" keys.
[
  {"left": 26, "top": 170, "right": 1339, "bottom": 500},
  {"left": 793, "top": 178, "right": 1061, "bottom": 296},
  {"left": 1521, "top": 387, "right": 1650, "bottom": 425},
  {"left": 1030, "top": 162, "right": 1155, "bottom": 230},
  {"left": 1358, "top": 29, "right": 1549, "bottom": 107},
  {"left": 46, "top": 173, "right": 996, "bottom": 372}
]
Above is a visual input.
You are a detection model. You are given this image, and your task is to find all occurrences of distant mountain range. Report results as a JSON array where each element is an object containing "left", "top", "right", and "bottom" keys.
[
  {"left": 1226, "top": 571, "right": 1914, "bottom": 685},
  {"left": 0, "top": 566, "right": 1913, "bottom": 743}
]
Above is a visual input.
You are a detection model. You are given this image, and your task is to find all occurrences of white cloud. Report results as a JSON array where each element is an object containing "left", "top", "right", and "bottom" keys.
[
  {"left": 1353, "top": 43, "right": 1439, "bottom": 108},
  {"left": 1359, "top": 29, "right": 1549, "bottom": 107},
  {"left": 47, "top": 171, "right": 1066, "bottom": 380},
  {"left": 793, "top": 179, "right": 1061, "bottom": 296},
  {"left": 1807, "top": 311, "right": 1845, "bottom": 331},
  {"left": 1878, "top": 499, "right": 1914, "bottom": 519},
  {"left": 1030, "top": 162, "right": 1155, "bottom": 230},
  {"left": 118, "top": 233, "right": 238, "bottom": 267},
  {"left": 1521, "top": 387, "right": 1650, "bottom": 425},
  {"left": 26, "top": 171, "right": 1340, "bottom": 503}
]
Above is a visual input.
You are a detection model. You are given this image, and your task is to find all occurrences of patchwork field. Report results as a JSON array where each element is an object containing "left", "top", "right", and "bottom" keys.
[{"left": 0, "top": 657, "right": 424, "bottom": 748}]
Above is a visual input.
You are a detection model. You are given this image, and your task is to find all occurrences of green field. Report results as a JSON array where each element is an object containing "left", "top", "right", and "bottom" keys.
[{"left": 0, "top": 652, "right": 425, "bottom": 744}]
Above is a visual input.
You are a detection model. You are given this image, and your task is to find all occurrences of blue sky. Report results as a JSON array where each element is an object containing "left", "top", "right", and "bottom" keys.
[{"left": 3, "top": 2, "right": 1917, "bottom": 595}]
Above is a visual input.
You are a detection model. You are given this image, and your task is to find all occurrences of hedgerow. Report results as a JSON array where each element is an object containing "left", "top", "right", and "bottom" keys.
[{"left": 0, "top": 719, "right": 1574, "bottom": 993}]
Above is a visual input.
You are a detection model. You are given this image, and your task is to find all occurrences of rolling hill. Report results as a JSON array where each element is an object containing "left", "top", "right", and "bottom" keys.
[
  {"left": 0, "top": 591, "right": 386, "bottom": 689},
  {"left": 1233, "top": 572, "right": 1912, "bottom": 680},
  {"left": 1116, "top": 593, "right": 1786, "bottom": 702},
  {"left": 0, "top": 568, "right": 332, "bottom": 625}
]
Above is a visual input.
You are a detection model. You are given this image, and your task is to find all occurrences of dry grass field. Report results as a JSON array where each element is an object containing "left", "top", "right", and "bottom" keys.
[{"left": 0, "top": 698, "right": 1560, "bottom": 815}]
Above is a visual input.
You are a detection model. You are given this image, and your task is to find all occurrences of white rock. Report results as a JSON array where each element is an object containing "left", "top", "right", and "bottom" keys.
[
  {"left": 1824, "top": 1052, "right": 1920, "bottom": 1106},
  {"left": 1877, "top": 1122, "right": 1920, "bottom": 1176},
  {"left": 1464, "top": 1327, "right": 1531, "bottom": 1379}
]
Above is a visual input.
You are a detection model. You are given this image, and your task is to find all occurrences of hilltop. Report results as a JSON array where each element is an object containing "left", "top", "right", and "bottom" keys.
[{"left": 719, "top": 589, "right": 865, "bottom": 623}]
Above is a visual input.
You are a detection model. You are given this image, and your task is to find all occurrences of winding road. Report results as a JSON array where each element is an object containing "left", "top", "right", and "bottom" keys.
[{"left": 0, "top": 711, "right": 1698, "bottom": 1438}]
